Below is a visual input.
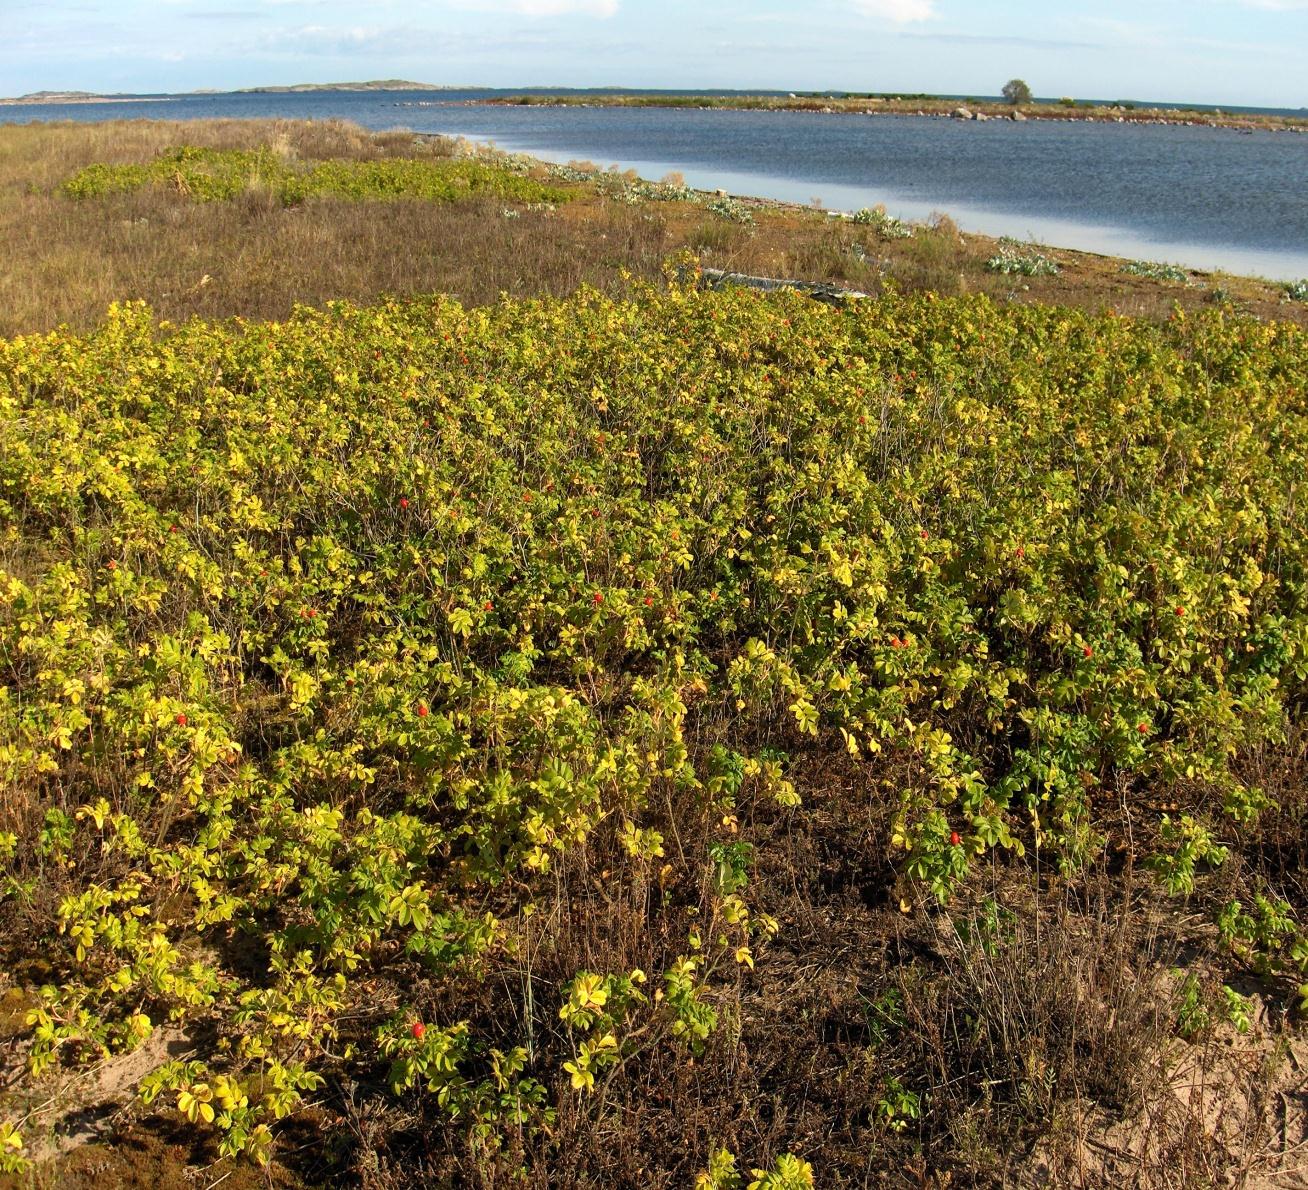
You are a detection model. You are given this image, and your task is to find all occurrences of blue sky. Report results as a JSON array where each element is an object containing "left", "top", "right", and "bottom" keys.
[{"left": 4, "top": 0, "right": 1307, "bottom": 108}]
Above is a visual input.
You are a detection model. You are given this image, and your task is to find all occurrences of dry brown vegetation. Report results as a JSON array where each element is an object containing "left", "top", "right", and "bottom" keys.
[
  {"left": 0, "top": 118, "right": 1303, "bottom": 339},
  {"left": 0, "top": 119, "right": 670, "bottom": 333}
]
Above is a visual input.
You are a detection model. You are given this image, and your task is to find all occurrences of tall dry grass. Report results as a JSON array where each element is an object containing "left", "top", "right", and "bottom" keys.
[
  {"left": 1, "top": 118, "right": 1303, "bottom": 337},
  {"left": 0, "top": 120, "right": 673, "bottom": 334}
]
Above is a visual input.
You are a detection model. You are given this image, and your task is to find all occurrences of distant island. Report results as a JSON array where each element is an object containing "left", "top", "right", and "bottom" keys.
[
  {"left": 1, "top": 81, "right": 459, "bottom": 104},
  {"left": 234, "top": 80, "right": 456, "bottom": 94},
  {"left": 0, "top": 90, "right": 160, "bottom": 105},
  {"left": 14, "top": 90, "right": 102, "bottom": 101}
]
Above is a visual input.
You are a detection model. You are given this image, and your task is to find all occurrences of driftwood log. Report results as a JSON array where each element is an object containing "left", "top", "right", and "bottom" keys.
[{"left": 695, "top": 266, "right": 870, "bottom": 307}]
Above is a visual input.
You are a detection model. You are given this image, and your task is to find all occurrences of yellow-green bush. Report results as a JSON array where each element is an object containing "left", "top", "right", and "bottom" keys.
[{"left": 2, "top": 279, "right": 1307, "bottom": 1174}]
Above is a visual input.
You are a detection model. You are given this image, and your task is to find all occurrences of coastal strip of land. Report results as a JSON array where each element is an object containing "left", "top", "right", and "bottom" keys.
[
  {"left": 474, "top": 92, "right": 1308, "bottom": 132},
  {"left": 7, "top": 85, "right": 1305, "bottom": 131},
  {"left": 0, "top": 93, "right": 169, "bottom": 106}
]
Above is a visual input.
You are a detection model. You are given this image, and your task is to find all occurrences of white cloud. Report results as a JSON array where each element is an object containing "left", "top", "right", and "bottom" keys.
[
  {"left": 849, "top": 0, "right": 937, "bottom": 23},
  {"left": 258, "top": 23, "right": 420, "bottom": 53},
  {"left": 256, "top": 0, "right": 619, "bottom": 9},
  {"left": 451, "top": 0, "right": 619, "bottom": 15},
  {"left": 1234, "top": 0, "right": 1308, "bottom": 8},
  {"left": 514, "top": 0, "right": 618, "bottom": 13},
  {"left": 253, "top": 20, "right": 606, "bottom": 56}
]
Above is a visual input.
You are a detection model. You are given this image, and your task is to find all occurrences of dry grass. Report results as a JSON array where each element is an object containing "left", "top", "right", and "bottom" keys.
[
  {"left": 1, "top": 118, "right": 1304, "bottom": 337},
  {"left": 0, "top": 119, "right": 680, "bottom": 332}
]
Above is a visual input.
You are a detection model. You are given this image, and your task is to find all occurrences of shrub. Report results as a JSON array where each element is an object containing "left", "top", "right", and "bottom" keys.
[
  {"left": 3, "top": 283, "right": 1307, "bottom": 1177},
  {"left": 1002, "top": 79, "right": 1033, "bottom": 106},
  {"left": 707, "top": 196, "right": 755, "bottom": 224}
]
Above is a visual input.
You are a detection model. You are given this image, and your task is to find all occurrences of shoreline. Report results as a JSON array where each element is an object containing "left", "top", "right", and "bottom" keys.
[
  {"left": 682, "top": 187, "right": 1304, "bottom": 289},
  {"left": 473, "top": 93, "right": 1308, "bottom": 134},
  {"left": 439, "top": 135, "right": 1308, "bottom": 286}
]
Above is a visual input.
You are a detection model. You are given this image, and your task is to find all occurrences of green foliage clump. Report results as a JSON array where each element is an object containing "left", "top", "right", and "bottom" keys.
[
  {"left": 61, "top": 145, "right": 573, "bottom": 207},
  {"left": 707, "top": 196, "right": 755, "bottom": 224},
  {"left": 986, "top": 238, "right": 1060, "bottom": 276},
  {"left": 696, "top": 1147, "right": 815, "bottom": 1189},
  {"left": 851, "top": 206, "right": 914, "bottom": 239},
  {"left": 0, "top": 1121, "right": 28, "bottom": 1175},
  {"left": 1122, "top": 260, "right": 1190, "bottom": 284}
]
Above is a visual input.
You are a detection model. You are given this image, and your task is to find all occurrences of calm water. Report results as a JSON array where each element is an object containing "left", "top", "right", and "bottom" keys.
[{"left": 6, "top": 89, "right": 1308, "bottom": 280}]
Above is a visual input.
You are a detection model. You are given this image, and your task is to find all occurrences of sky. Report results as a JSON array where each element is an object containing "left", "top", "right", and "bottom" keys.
[{"left": 3, "top": 0, "right": 1307, "bottom": 109}]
